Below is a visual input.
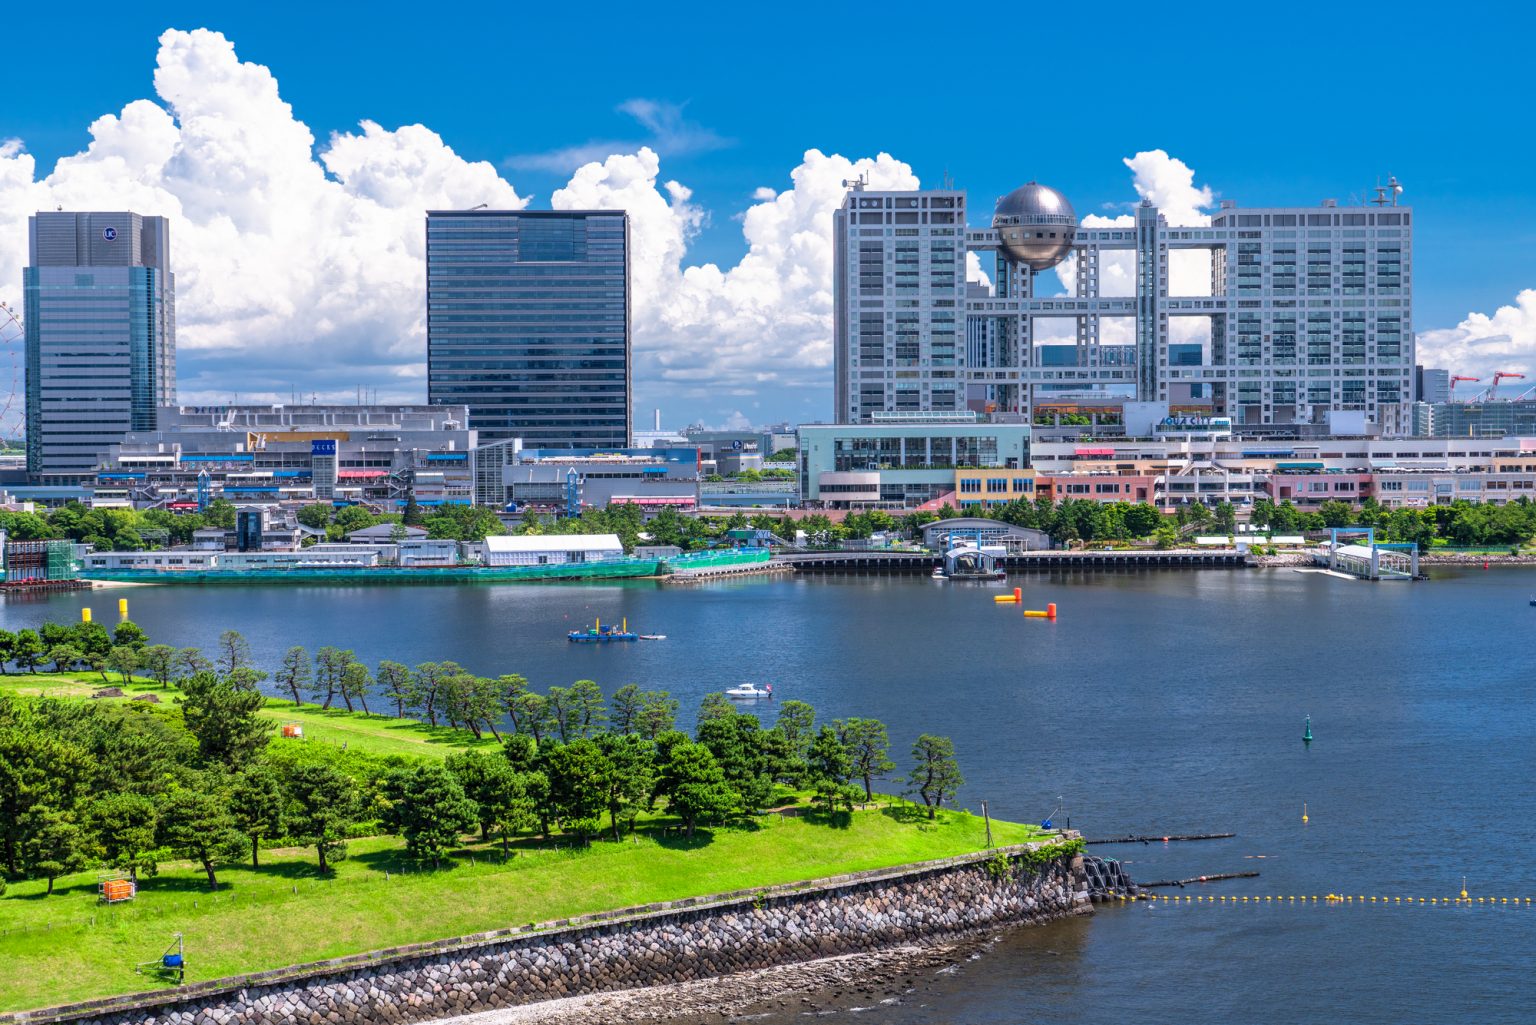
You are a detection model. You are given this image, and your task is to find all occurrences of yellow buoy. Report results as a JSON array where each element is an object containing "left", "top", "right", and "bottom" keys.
[
  {"left": 118, "top": 597, "right": 128, "bottom": 616},
  {"left": 81, "top": 607, "right": 91, "bottom": 623},
  {"left": 1302, "top": 802, "right": 1309, "bottom": 825},
  {"left": 1462, "top": 876, "right": 1468, "bottom": 900}
]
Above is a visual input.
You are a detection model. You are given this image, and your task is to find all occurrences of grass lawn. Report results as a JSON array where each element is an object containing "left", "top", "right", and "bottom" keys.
[
  {"left": 0, "top": 672, "right": 500, "bottom": 760},
  {"left": 0, "top": 807, "right": 1048, "bottom": 1013}
]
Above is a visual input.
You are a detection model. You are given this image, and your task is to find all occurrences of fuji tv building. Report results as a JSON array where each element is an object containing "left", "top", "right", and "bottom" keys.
[{"left": 833, "top": 179, "right": 1413, "bottom": 434}]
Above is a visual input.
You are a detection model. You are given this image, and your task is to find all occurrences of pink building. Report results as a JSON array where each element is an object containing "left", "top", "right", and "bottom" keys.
[
  {"left": 1035, "top": 474, "right": 1156, "bottom": 505},
  {"left": 1262, "top": 473, "right": 1373, "bottom": 508}
]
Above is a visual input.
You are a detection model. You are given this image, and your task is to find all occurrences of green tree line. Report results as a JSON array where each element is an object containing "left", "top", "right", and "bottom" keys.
[{"left": 0, "top": 624, "right": 966, "bottom": 894}]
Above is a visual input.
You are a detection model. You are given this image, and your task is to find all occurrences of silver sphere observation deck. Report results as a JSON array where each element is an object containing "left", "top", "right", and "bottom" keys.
[{"left": 992, "top": 182, "right": 1077, "bottom": 270}]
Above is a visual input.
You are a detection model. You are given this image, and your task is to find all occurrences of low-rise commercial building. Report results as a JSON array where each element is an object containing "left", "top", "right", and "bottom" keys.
[
  {"left": 1035, "top": 473, "right": 1157, "bottom": 505},
  {"left": 797, "top": 419, "right": 1030, "bottom": 508},
  {"left": 90, "top": 404, "right": 478, "bottom": 511},
  {"left": 954, "top": 468, "right": 1036, "bottom": 509},
  {"left": 919, "top": 517, "right": 1052, "bottom": 552},
  {"left": 482, "top": 533, "right": 625, "bottom": 566},
  {"left": 475, "top": 443, "right": 700, "bottom": 514}
]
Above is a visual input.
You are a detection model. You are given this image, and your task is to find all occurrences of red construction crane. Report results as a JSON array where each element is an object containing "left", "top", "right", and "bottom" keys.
[
  {"left": 1482, "top": 371, "right": 1526, "bottom": 401},
  {"left": 1449, "top": 375, "right": 1479, "bottom": 399}
]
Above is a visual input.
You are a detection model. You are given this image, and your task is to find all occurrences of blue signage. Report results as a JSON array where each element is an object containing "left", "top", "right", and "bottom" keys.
[
  {"left": 311, "top": 439, "right": 337, "bottom": 456},
  {"left": 102, "top": 227, "right": 117, "bottom": 242}
]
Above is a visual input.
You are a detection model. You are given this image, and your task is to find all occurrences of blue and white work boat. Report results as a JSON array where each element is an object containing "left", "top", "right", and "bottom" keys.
[{"left": 567, "top": 618, "right": 638, "bottom": 643}]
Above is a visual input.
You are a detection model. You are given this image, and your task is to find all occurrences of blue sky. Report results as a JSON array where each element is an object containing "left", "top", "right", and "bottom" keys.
[{"left": 6, "top": 2, "right": 1536, "bottom": 425}]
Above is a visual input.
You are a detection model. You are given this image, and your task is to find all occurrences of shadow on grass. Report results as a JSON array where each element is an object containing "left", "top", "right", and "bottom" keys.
[
  {"left": 879, "top": 802, "right": 933, "bottom": 825},
  {"left": 801, "top": 808, "right": 855, "bottom": 830},
  {"left": 649, "top": 828, "right": 716, "bottom": 851}
]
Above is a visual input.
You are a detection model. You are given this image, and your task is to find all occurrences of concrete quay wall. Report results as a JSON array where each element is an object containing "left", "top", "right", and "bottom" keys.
[{"left": 5, "top": 840, "right": 1091, "bottom": 1025}]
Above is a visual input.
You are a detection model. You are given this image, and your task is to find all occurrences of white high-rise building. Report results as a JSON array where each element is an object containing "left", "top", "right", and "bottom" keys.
[
  {"left": 833, "top": 189, "right": 968, "bottom": 423},
  {"left": 835, "top": 180, "right": 1414, "bottom": 431}
]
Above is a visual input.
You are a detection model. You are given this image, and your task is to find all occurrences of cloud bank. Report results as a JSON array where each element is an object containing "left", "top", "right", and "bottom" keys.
[
  {"left": 0, "top": 29, "right": 920, "bottom": 418},
  {"left": 2, "top": 29, "right": 1512, "bottom": 423}
]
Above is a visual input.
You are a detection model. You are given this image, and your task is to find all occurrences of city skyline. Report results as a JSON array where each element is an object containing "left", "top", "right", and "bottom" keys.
[{"left": 5, "top": 9, "right": 1536, "bottom": 427}]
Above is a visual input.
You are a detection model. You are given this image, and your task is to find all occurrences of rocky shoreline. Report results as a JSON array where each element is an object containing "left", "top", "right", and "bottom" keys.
[
  {"left": 1419, "top": 552, "right": 1536, "bottom": 565},
  {"left": 422, "top": 939, "right": 984, "bottom": 1025}
]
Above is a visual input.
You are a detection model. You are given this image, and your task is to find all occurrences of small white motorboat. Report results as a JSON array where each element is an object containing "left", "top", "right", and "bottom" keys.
[
  {"left": 725, "top": 682, "right": 773, "bottom": 700},
  {"left": 638, "top": 634, "right": 667, "bottom": 640}
]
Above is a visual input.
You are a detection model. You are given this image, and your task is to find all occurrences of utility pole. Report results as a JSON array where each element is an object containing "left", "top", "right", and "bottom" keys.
[{"left": 981, "top": 800, "right": 993, "bottom": 848}]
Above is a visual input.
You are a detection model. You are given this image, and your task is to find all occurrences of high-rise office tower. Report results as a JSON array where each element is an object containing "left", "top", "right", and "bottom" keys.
[
  {"left": 836, "top": 179, "right": 1414, "bottom": 429},
  {"left": 1416, "top": 366, "right": 1450, "bottom": 404},
  {"left": 24, "top": 211, "right": 176, "bottom": 481},
  {"left": 833, "top": 189, "right": 968, "bottom": 423},
  {"left": 426, "top": 210, "right": 630, "bottom": 449}
]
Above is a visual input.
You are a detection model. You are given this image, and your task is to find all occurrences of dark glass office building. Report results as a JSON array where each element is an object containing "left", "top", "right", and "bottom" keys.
[
  {"left": 426, "top": 210, "right": 630, "bottom": 449},
  {"left": 24, "top": 211, "right": 176, "bottom": 482}
]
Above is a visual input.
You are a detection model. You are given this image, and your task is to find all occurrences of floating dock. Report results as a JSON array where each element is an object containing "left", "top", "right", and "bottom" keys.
[
  {"left": 1307, "top": 526, "right": 1421, "bottom": 580},
  {"left": 777, "top": 550, "right": 1248, "bottom": 575}
]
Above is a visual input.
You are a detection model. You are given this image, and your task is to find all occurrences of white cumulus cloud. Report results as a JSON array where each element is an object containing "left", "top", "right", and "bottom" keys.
[
  {"left": 1416, "top": 291, "right": 1536, "bottom": 390},
  {"left": 0, "top": 28, "right": 526, "bottom": 406},
  {"left": 0, "top": 28, "right": 921, "bottom": 422},
  {"left": 5, "top": 31, "right": 1499, "bottom": 426}
]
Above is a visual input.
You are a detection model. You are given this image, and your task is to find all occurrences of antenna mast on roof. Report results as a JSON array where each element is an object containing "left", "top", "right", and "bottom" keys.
[
  {"left": 841, "top": 171, "right": 869, "bottom": 192},
  {"left": 1371, "top": 175, "right": 1404, "bottom": 207}
]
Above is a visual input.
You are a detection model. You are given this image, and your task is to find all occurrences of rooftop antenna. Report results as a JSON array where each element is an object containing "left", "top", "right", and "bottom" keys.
[
  {"left": 941, "top": 168, "right": 955, "bottom": 190},
  {"left": 1371, "top": 175, "right": 1404, "bottom": 207},
  {"left": 841, "top": 171, "right": 869, "bottom": 192}
]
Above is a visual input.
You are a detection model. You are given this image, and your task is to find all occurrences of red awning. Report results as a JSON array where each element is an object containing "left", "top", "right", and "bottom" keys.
[{"left": 611, "top": 496, "right": 696, "bottom": 507}]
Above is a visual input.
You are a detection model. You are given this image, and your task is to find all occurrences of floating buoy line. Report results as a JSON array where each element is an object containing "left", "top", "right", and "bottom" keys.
[{"left": 1107, "top": 892, "right": 1533, "bottom": 907}]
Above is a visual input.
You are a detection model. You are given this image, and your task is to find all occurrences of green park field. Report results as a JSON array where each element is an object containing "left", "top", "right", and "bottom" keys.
[{"left": 0, "top": 672, "right": 1044, "bottom": 1012}]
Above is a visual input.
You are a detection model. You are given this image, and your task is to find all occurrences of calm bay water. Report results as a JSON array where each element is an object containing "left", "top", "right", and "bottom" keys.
[{"left": 4, "top": 567, "right": 1533, "bottom": 1023}]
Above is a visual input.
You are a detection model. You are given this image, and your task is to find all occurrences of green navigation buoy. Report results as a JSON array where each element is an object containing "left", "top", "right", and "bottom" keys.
[{"left": 1303, "top": 715, "right": 1313, "bottom": 745}]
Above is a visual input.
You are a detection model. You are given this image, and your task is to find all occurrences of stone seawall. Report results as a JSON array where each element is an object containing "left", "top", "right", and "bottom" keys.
[{"left": 5, "top": 839, "right": 1091, "bottom": 1025}]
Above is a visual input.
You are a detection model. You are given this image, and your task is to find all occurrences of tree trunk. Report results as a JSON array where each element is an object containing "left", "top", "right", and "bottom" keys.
[
  {"left": 46, "top": 874, "right": 55, "bottom": 895},
  {"left": 611, "top": 808, "right": 621, "bottom": 842},
  {"left": 322, "top": 684, "right": 334, "bottom": 710},
  {"left": 340, "top": 692, "right": 354, "bottom": 713},
  {"left": 251, "top": 835, "right": 261, "bottom": 868},
  {"left": 485, "top": 721, "right": 501, "bottom": 741},
  {"left": 317, "top": 844, "right": 328, "bottom": 873},
  {"left": 201, "top": 855, "right": 218, "bottom": 891},
  {"left": 358, "top": 694, "right": 370, "bottom": 716}
]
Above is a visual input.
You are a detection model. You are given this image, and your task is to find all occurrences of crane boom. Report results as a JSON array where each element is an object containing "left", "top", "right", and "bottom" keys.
[
  {"left": 1483, "top": 371, "right": 1526, "bottom": 401},
  {"left": 1449, "top": 375, "right": 1480, "bottom": 400}
]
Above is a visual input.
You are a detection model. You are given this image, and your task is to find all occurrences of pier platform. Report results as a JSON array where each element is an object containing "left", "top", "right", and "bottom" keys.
[{"left": 776, "top": 550, "right": 1248, "bottom": 574}]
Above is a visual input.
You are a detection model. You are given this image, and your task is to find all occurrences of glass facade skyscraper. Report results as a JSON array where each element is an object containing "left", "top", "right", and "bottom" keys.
[
  {"left": 24, "top": 211, "right": 176, "bottom": 482},
  {"left": 426, "top": 210, "right": 630, "bottom": 449}
]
